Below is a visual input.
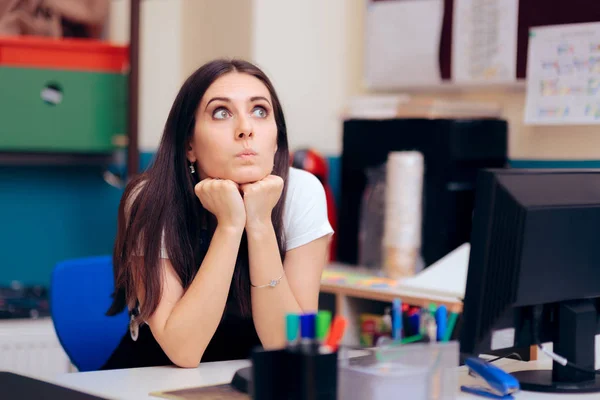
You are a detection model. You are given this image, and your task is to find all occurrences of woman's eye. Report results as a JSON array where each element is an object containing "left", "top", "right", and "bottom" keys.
[
  {"left": 213, "top": 108, "right": 230, "bottom": 120},
  {"left": 252, "top": 107, "right": 268, "bottom": 118}
]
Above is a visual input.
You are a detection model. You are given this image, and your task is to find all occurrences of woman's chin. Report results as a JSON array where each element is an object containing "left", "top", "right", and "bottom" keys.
[{"left": 229, "top": 167, "right": 271, "bottom": 185}]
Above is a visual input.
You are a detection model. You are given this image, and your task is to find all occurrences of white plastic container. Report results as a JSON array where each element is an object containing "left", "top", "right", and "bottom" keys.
[{"left": 339, "top": 341, "right": 459, "bottom": 400}]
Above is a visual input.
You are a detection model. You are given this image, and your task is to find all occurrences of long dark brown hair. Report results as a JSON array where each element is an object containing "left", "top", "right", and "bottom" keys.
[{"left": 107, "top": 59, "right": 289, "bottom": 322}]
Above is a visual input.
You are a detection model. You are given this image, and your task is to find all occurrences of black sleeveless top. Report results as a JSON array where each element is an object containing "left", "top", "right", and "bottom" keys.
[
  {"left": 102, "top": 210, "right": 262, "bottom": 369},
  {"left": 101, "top": 298, "right": 261, "bottom": 369}
]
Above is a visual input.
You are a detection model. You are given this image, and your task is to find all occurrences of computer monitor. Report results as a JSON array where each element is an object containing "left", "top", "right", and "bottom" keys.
[{"left": 460, "top": 169, "right": 600, "bottom": 393}]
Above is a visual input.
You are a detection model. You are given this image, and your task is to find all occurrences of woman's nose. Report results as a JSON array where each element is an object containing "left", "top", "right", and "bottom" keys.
[{"left": 236, "top": 116, "right": 253, "bottom": 139}]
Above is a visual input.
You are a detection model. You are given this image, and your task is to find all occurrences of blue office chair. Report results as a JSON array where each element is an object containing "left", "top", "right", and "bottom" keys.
[{"left": 51, "top": 255, "right": 129, "bottom": 372}]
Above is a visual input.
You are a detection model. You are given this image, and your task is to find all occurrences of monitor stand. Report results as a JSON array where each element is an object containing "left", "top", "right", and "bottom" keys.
[{"left": 511, "top": 300, "right": 600, "bottom": 393}]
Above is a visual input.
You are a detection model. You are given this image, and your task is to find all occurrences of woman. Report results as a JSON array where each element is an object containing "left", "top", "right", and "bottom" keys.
[{"left": 103, "top": 59, "right": 333, "bottom": 369}]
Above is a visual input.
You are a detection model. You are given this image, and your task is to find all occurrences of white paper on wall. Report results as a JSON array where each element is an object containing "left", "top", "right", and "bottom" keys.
[
  {"left": 364, "top": 0, "right": 444, "bottom": 90},
  {"left": 452, "top": 0, "right": 519, "bottom": 84},
  {"left": 524, "top": 22, "right": 600, "bottom": 125}
]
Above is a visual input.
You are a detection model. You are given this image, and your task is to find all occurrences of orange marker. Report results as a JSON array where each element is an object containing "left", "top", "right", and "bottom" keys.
[{"left": 323, "top": 315, "right": 347, "bottom": 352}]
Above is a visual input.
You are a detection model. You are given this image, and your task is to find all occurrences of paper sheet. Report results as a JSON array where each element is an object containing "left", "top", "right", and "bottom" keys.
[
  {"left": 400, "top": 243, "right": 470, "bottom": 300},
  {"left": 452, "top": 0, "right": 518, "bottom": 84},
  {"left": 364, "top": 0, "right": 443, "bottom": 89},
  {"left": 524, "top": 22, "right": 600, "bottom": 125},
  {"left": 151, "top": 384, "right": 249, "bottom": 400}
]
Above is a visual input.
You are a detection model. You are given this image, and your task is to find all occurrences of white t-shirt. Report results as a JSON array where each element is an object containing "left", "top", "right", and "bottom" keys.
[
  {"left": 158, "top": 167, "right": 334, "bottom": 258},
  {"left": 282, "top": 167, "right": 334, "bottom": 251}
]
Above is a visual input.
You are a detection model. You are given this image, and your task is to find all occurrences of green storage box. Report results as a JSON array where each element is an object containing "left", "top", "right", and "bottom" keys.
[{"left": 0, "top": 66, "right": 127, "bottom": 153}]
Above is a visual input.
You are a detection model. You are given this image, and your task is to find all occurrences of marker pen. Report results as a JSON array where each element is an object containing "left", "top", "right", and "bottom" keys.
[
  {"left": 435, "top": 305, "right": 447, "bottom": 342},
  {"left": 442, "top": 312, "right": 459, "bottom": 342},
  {"left": 392, "top": 298, "right": 402, "bottom": 341},
  {"left": 408, "top": 308, "right": 420, "bottom": 337},
  {"left": 316, "top": 310, "right": 332, "bottom": 344},
  {"left": 286, "top": 313, "right": 300, "bottom": 348},
  {"left": 300, "top": 313, "right": 316, "bottom": 353}
]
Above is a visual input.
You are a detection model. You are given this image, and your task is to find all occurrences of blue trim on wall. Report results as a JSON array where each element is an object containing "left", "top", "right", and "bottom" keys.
[
  {"left": 0, "top": 152, "right": 158, "bottom": 287},
  {"left": 510, "top": 160, "right": 600, "bottom": 169},
  {"left": 140, "top": 152, "right": 155, "bottom": 171},
  {"left": 0, "top": 166, "right": 123, "bottom": 287}
]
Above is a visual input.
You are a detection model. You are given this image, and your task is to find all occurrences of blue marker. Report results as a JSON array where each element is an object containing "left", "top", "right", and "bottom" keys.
[
  {"left": 408, "top": 309, "right": 420, "bottom": 337},
  {"left": 392, "top": 299, "right": 402, "bottom": 340},
  {"left": 435, "top": 305, "right": 447, "bottom": 342},
  {"left": 300, "top": 313, "right": 316, "bottom": 351}
]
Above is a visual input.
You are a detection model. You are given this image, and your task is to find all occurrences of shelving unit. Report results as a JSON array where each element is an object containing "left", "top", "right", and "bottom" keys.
[
  {"left": 318, "top": 265, "right": 463, "bottom": 346},
  {"left": 0, "top": 0, "right": 140, "bottom": 174}
]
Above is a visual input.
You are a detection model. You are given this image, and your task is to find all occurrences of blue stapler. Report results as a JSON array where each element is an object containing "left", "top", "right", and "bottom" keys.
[{"left": 461, "top": 357, "right": 520, "bottom": 399}]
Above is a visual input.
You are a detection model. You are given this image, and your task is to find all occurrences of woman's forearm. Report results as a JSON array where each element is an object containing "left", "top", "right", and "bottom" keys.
[
  {"left": 247, "top": 222, "right": 302, "bottom": 349},
  {"left": 156, "top": 225, "right": 243, "bottom": 367}
]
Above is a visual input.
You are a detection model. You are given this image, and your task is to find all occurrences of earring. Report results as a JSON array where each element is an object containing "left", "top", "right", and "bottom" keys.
[{"left": 189, "top": 163, "right": 196, "bottom": 174}]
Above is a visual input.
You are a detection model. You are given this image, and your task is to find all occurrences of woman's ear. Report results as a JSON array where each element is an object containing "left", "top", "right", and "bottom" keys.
[{"left": 186, "top": 139, "right": 197, "bottom": 163}]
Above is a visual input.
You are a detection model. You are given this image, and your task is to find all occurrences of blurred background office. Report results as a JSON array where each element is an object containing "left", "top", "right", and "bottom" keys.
[{"left": 1, "top": 0, "right": 599, "bottom": 379}]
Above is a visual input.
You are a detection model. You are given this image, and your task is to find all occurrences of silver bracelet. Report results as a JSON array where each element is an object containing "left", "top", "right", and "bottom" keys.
[{"left": 251, "top": 273, "right": 284, "bottom": 288}]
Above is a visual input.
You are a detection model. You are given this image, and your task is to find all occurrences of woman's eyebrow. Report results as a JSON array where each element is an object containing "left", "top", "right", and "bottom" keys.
[
  {"left": 205, "top": 97, "right": 230, "bottom": 110},
  {"left": 204, "top": 95, "right": 271, "bottom": 111},
  {"left": 250, "top": 96, "right": 271, "bottom": 106}
]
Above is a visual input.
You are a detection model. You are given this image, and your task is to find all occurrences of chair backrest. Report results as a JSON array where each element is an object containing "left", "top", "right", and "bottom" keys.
[{"left": 51, "top": 256, "right": 128, "bottom": 372}]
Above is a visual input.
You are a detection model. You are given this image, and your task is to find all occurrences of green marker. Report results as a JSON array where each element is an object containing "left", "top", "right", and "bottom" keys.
[
  {"left": 286, "top": 313, "right": 300, "bottom": 347},
  {"left": 442, "top": 312, "right": 459, "bottom": 342},
  {"left": 401, "top": 334, "right": 423, "bottom": 345},
  {"left": 316, "top": 310, "right": 332, "bottom": 343},
  {"left": 428, "top": 303, "right": 437, "bottom": 316}
]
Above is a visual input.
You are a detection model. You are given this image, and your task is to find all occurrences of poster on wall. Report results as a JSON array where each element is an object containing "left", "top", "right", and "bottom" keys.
[
  {"left": 364, "top": 0, "right": 444, "bottom": 89},
  {"left": 524, "top": 22, "right": 600, "bottom": 125},
  {"left": 452, "top": 0, "right": 519, "bottom": 84}
]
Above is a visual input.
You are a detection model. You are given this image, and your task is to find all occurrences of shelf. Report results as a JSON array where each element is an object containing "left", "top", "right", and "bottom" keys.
[
  {"left": 0, "top": 151, "right": 115, "bottom": 167},
  {"left": 367, "top": 80, "right": 527, "bottom": 94},
  {"left": 320, "top": 282, "right": 463, "bottom": 313}
]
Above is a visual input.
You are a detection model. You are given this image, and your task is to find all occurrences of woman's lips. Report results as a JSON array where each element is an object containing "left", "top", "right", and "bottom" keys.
[{"left": 236, "top": 149, "right": 258, "bottom": 158}]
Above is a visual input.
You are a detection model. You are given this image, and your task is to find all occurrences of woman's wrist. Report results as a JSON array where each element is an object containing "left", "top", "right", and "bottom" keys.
[
  {"left": 215, "top": 222, "right": 245, "bottom": 237},
  {"left": 245, "top": 218, "right": 274, "bottom": 238}
]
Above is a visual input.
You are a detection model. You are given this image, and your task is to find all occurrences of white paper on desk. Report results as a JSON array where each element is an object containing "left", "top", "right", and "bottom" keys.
[
  {"left": 364, "top": 0, "right": 443, "bottom": 90},
  {"left": 452, "top": 0, "right": 518, "bottom": 84},
  {"left": 400, "top": 243, "right": 470, "bottom": 300},
  {"left": 524, "top": 22, "right": 600, "bottom": 125}
]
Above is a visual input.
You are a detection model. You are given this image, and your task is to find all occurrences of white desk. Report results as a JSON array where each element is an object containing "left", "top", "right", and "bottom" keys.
[
  {"left": 51, "top": 359, "right": 251, "bottom": 399},
  {"left": 48, "top": 347, "right": 600, "bottom": 400}
]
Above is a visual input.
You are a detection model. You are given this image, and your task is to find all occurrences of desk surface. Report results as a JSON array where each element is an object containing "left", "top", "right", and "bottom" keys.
[{"left": 47, "top": 350, "right": 600, "bottom": 400}]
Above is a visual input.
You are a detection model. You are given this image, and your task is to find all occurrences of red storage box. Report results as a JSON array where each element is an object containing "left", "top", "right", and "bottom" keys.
[{"left": 0, "top": 36, "right": 129, "bottom": 73}]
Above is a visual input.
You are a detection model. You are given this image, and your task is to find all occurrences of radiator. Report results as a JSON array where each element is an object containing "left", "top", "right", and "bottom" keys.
[{"left": 0, "top": 318, "right": 72, "bottom": 379}]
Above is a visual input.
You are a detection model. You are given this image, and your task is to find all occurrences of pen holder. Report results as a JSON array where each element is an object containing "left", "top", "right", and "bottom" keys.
[
  {"left": 250, "top": 346, "right": 338, "bottom": 400},
  {"left": 286, "top": 347, "right": 337, "bottom": 400},
  {"left": 251, "top": 348, "right": 288, "bottom": 400}
]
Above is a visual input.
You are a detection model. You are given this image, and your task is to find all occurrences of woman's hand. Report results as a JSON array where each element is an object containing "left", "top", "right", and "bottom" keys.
[
  {"left": 240, "top": 175, "right": 284, "bottom": 232},
  {"left": 195, "top": 179, "right": 246, "bottom": 231}
]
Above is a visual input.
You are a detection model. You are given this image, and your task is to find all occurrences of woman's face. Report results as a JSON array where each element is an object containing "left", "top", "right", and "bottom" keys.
[{"left": 188, "top": 72, "right": 278, "bottom": 184}]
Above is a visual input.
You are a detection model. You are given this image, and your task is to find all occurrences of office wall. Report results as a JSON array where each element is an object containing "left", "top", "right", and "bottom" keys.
[
  {"left": 110, "top": 0, "right": 355, "bottom": 155},
  {"left": 180, "top": 0, "right": 253, "bottom": 78},
  {"left": 346, "top": 2, "right": 600, "bottom": 162},
  {"left": 109, "top": 0, "right": 600, "bottom": 160},
  {"left": 251, "top": 0, "right": 351, "bottom": 155},
  {"left": 404, "top": 89, "right": 600, "bottom": 162},
  {"left": 0, "top": 167, "right": 122, "bottom": 286},
  {"left": 109, "top": 0, "right": 184, "bottom": 153}
]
